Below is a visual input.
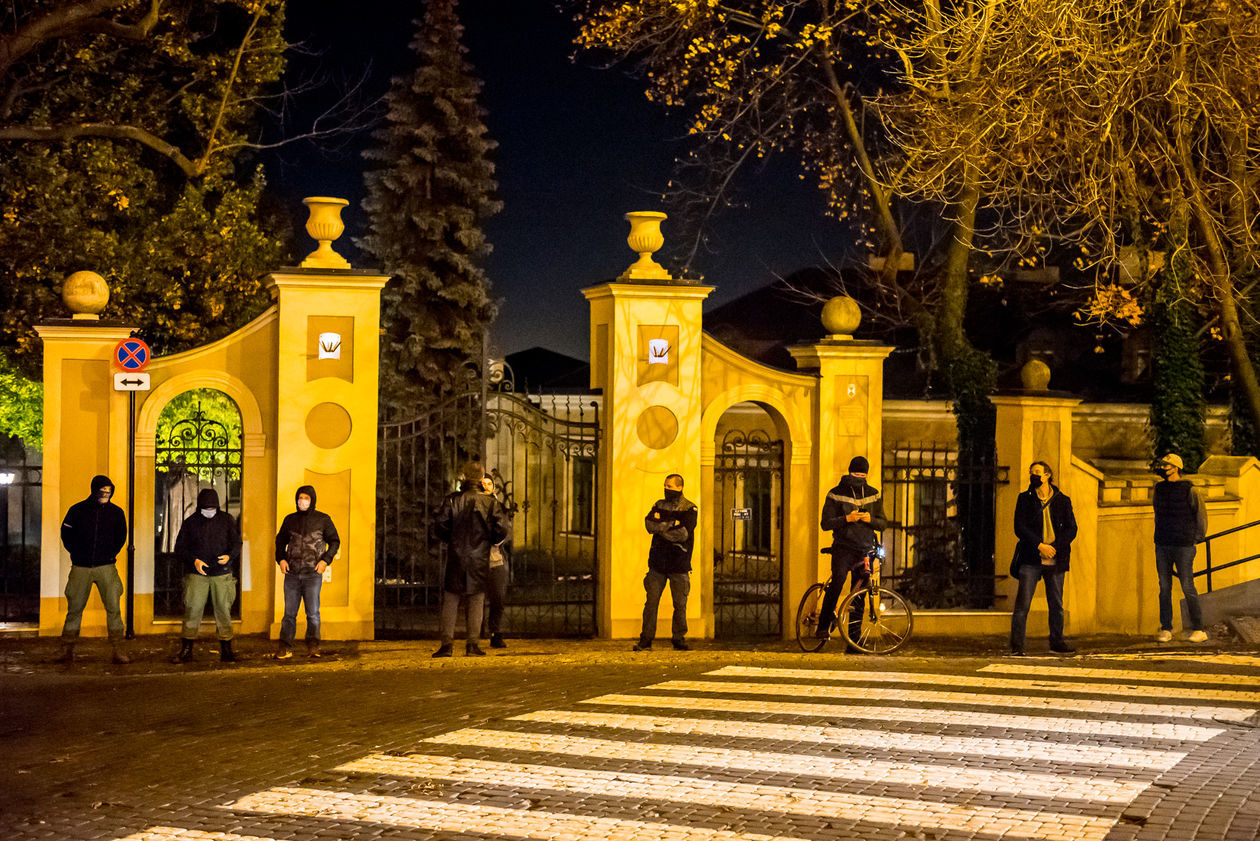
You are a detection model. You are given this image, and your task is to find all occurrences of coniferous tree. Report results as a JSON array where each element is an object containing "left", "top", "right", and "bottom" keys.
[{"left": 358, "top": 0, "right": 501, "bottom": 416}]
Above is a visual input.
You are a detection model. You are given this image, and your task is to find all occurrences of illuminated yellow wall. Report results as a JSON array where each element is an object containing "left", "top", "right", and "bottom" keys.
[{"left": 37, "top": 262, "right": 385, "bottom": 640}]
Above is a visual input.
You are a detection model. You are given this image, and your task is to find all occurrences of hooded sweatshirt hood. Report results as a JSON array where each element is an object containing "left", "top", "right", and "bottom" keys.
[
  {"left": 91, "top": 474, "right": 114, "bottom": 495},
  {"left": 295, "top": 485, "right": 317, "bottom": 510},
  {"left": 197, "top": 488, "right": 220, "bottom": 510}
]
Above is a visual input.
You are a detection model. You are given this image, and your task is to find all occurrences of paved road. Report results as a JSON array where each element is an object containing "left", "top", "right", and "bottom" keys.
[{"left": 2, "top": 638, "right": 1258, "bottom": 841}]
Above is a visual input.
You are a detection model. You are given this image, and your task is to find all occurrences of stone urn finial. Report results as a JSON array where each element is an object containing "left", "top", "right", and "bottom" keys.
[
  {"left": 821, "top": 295, "right": 861, "bottom": 339},
  {"left": 62, "top": 270, "right": 109, "bottom": 320},
  {"left": 300, "top": 197, "right": 352, "bottom": 270},
  {"left": 619, "top": 211, "right": 671, "bottom": 281},
  {"left": 1021, "top": 358, "right": 1052, "bottom": 391}
]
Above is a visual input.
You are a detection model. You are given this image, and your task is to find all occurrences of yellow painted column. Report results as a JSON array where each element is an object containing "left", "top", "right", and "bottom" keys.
[
  {"left": 35, "top": 316, "right": 135, "bottom": 636},
  {"left": 265, "top": 225, "right": 387, "bottom": 639},
  {"left": 992, "top": 382, "right": 1084, "bottom": 631},
  {"left": 584, "top": 213, "right": 714, "bottom": 639},
  {"left": 788, "top": 336, "right": 893, "bottom": 582}
]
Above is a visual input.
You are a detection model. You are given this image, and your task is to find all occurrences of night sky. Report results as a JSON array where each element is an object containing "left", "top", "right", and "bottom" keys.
[{"left": 267, "top": 2, "right": 850, "bottom": 361}]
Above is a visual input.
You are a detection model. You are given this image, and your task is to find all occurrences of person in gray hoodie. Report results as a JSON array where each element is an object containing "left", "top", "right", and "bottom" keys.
[
  {"left": 171, "top": 488, "right": 242, "bottom": 663},
  {"left": 275, "top": 485, "right": 340, "bottom": 658}
]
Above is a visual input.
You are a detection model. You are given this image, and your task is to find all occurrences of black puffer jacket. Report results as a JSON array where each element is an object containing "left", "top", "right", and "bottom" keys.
[
  {"left": 60, "top": 475, "right": 127, "bottom": 567},
  {"left": 175, "top": 489, "right": 242, "bottom": 576},
  {"left": 275, "top": 485, "right": 340, "bottom": 575},
  {"left": 645, "top": 493, "right": 698, "bottom": 574},
  {"left": 436, "top": 485, "right": 510, "bottom": 595},
  {"left": 820, "top": 475, "right": 887, "bottom": 560}
]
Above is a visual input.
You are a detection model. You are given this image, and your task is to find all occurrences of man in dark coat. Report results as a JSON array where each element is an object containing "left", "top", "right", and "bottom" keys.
[
  {"left": 634, "top": 473, "right": 698, "bottom": 652},
  {"left": 275, "top": 485, "right": 340, "bottom": 659},
  {"left": 1009, "top": 460, "right": 1078, "bottom": 655},
  {"left": 57, "top": 474, "right": 130, "bottom": 663},
  {"left": 1151, "top": 452, "right": 1208, "bottom": 643},
  {"left": 172, "top": 488, "right": 242, "bottom": 663},
  {"left": 818, "top": 456, "right": 887, "bottom": 645},
  {"left": 433, "top": 461, "right": 509, "bottom": 657}
]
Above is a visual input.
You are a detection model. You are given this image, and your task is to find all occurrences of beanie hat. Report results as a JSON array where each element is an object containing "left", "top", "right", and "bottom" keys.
[{"left": 848, "top": 456, "right": 869, "bottom": 474}]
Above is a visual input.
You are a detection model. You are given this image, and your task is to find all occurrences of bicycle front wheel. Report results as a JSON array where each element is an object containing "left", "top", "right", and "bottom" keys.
[
  {"left": 839, "top": 587, "right": 913, "bottom": 654},
  {"left": 795, "top": 583, "right": 829, "bottom": 652}
]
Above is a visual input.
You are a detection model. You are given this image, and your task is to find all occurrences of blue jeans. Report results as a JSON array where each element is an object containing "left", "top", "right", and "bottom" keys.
[
  {"left": 280, "top": 572, "right": 322, "bottom": 645},
  {"left": 1010, "top": 564, "right": 1065, "bottom": 651},
  {"left": 1156, "top": 545, "right": 1203, "bottom": 631},
  {"left": 639, "top": 570, "right": 689, "bottom": 645}
]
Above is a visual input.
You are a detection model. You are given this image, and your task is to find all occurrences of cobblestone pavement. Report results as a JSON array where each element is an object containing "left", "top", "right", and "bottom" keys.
[{"left": 1, "top": 635, "right": 1258, "bottom": 841}]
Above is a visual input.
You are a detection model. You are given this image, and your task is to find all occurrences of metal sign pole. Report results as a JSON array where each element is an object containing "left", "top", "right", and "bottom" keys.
[{"left": 125, "top": 388, "right": 136, "bottom": 639}]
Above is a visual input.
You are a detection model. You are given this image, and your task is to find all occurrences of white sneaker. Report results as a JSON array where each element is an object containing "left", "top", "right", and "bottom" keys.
[
  {"left": 1156, "top": 629, "right": 1173, "bottom": 642},
  {"left": 1186, "top": 630, "right": 1208, "bottom": 643}
]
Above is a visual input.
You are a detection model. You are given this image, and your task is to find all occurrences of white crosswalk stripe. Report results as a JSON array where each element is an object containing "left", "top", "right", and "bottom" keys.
[{"left": 109, "top": 660, "right": 1260, "bottom": 841}]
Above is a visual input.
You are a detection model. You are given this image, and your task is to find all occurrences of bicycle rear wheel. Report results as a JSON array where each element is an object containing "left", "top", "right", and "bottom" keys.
[
  {"left": 795, "top": 583, "right": 829, "bottom": 652},
  {"left": 839, "top": 587, "right": 913, "bottom": 654}
]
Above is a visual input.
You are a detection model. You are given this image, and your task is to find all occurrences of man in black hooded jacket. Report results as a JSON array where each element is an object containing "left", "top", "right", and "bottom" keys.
[
  {"left": 57, "top": 474, "right": 129, "bottom": 663},
  {"left": 172, "top": 488, "right": 242, "bottom": 663},
  {"left": 275, "top": 485, "right": 340, "bottom": 658},
  {"left": 817, "top": 456, "right": 887, "bottom": 645}
]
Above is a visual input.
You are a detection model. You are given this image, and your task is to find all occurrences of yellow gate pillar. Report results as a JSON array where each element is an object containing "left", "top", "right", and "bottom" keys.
[
  {"left": 265, "top": 198, "right": 388, "bottom": 641},
  {"left": 992, "top": 362, "right": 1086, "bottom": 631},
  {"left": 789, "top": 297, "right": 893, "bottom": 583},
  {"left": 584, "top": 212, "right": 713, "bottom": 639},
  {"left": 35, "top": 272, "right": 134, "bottom": 635}
]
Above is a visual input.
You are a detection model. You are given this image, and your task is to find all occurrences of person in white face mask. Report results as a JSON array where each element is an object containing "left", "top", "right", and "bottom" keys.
[
  {"left": 274, "top": 485, "right": 340, "bottom": 659},
  {"left": 171, "top": 488, "right": 242, "bottom": 663}
]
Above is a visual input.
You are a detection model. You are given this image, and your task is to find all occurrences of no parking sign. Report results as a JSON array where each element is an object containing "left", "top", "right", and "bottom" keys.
[{"left": 113, "top": 338, "right": 151, "bottom": 372}]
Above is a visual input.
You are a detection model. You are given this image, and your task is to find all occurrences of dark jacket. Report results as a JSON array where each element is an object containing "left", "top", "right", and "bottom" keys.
[
  {"left": 820, "top": 475, "right": 887, "bottom": 562},
  {"left": 60, "top": 474, "right": 127, "bottom": 567},
  {"left": 175, "top": 489, "right": 241, "bottom": 576},
  {"left": 645, "top": 493, "right": 698, "bottom": 574},
  {"left": 436, "top": 484, "right": 510, "bottom": 595},
  {"left": 1011, "top": 485, "right": 1077, "bottom": 574},
  {"left": 275, "top": 485, "right": 340, "bottom": 575},
  {"left": 1153, "top": 479, "right": 1206, "bottom": 547}
]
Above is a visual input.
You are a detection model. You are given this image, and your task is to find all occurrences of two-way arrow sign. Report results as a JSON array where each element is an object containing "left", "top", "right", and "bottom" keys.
[{"left": 113, "top": 372, "right": 151, "bottom": 391}]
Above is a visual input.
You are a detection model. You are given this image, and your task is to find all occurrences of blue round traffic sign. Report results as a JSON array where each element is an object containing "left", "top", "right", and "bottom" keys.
[{"left": 113, "top": 338, "right": 151, "bottom": 372}]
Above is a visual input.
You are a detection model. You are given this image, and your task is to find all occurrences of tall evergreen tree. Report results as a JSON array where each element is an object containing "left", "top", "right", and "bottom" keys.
[{"left": 358, "top": 0, "right": 501, "bottom": 416}]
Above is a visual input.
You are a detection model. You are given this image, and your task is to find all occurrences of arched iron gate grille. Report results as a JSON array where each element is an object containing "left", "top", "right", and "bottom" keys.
[
  {"left": 154, "top": 407, "right": 244, "bottom": 618},
  {"left": 377, "top": 389, "right": 600, "bottom": 638},
  {"left": 0, "top": 439, "right": 41, "bottom": 623},
  {"left": 713, "top": 430, "right": 783, "bottom": 637}
]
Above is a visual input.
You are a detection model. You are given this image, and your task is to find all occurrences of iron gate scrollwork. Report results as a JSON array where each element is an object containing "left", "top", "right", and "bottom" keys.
[
  {"left": 713, "top": 429, "right": 783, "bottom": 637},
  {"left": 154, "top": 404, "right": 244, "bottom": 618},
  {"left": 377, "top": 374, "right": 600, "bottom": 638},
  {"left": 0, "top": 437, "right": 41, "bottom": 623}
]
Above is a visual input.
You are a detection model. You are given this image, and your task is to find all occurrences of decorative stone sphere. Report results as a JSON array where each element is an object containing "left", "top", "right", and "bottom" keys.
[
  {"left": 62, "top": 270, "right": 109, "bottom": 319},
  {"left": 821, "top": 295, "right": 861, "bottom": 337},
  {"left": 1021, "top": 358, "right": 1052, "bottom": 391}
]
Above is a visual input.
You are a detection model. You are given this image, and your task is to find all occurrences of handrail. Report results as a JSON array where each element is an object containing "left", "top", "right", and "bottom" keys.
[{"left": 1196, "top": 518, "right": 1260, "bottom": 592}]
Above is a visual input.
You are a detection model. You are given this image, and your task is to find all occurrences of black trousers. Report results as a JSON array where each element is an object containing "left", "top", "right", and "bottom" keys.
[{"left": 818, "top": 547, "right": 869, "bottom": 638}]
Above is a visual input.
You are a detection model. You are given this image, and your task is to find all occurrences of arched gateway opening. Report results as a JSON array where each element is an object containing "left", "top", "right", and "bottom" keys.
[{"left": 712, "top": 401, "right": 784, "bottom": 638}]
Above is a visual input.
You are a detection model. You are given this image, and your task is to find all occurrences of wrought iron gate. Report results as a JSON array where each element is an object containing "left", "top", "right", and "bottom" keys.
[
  {"left": 712, "top": 430, "right": 783, "bottom": 637},
  {"left": 882, "top": 442, "right": 1008, "bottom": 609},
  {"left": 376, "top": 381, "right": 600, "bottom": 638},
  {"left": 0, "top": 437, "right": 41, "bottom": 623},
  {"left": 154, "top": 404, "right": 244, "bottom": 618}
]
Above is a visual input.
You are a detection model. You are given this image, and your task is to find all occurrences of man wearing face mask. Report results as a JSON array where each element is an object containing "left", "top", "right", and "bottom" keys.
[
  {"left": 171, "top": 488, "right": 242, "bottom": 663},
  {"left": 1009, "top": 461, "right": 1078, "bottom": 656},
  {"left": 56, "top": 475, "right": 130, "bottom": 664},
  {"left": 818, "top": 457, "right": 888, "bottom": 647},
  {"left": 634, "top": 474, "right": 698, "bottom": 652},
  {"left": 1151, "top": 453, "right": 1208, "bottom": 643},
  {"left": 275, "top": 485, "right": 340, "bottom": 659}
]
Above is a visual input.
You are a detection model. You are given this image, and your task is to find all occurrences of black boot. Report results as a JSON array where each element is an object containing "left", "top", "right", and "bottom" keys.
[
  {"left": 170, "top": 639, "right": 194, "bottom": 664},
  {"left": 489, "top": 633, "right": 506, "bottom": 649},
  {"left": 53, "top": 642, "right": 75, "bottom": 664},
  {"left": 465, "top": 641, "right": 486, "bottom": 656},
  {"left": 432, "top": 643, "right": 453, "bottom": 658},
  {"left": 219, "top": 640, "right": 236, "bottom": 663}
]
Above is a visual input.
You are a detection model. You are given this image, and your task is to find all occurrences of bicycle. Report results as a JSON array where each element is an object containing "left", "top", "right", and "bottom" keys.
[{"left": 795, "top": 540, "right": 914, "bottom": 654}]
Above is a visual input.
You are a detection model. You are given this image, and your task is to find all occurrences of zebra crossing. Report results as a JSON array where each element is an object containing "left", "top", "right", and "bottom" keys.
[{"left": 112, "top": 659, "right": 1260, "bottom": 841}]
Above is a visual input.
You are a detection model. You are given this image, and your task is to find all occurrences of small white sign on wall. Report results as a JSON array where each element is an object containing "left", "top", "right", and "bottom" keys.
[
  {"left": 648, "top": 338, "right": 670, "bottom": 365},
  {"left": 318, "top": 332, "right": 342, "bottom": 359}
]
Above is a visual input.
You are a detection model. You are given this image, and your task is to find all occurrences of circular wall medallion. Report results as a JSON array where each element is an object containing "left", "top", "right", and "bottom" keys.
[
  {"left": 305, "top": 402, "right": 352, "bottom": 449},
  {"left": 636, "top": 405, "right": 679, "bottom": 450}
]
